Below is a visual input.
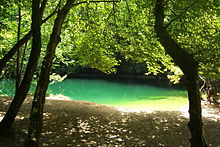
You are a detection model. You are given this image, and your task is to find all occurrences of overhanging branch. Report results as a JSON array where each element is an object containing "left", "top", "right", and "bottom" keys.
[
  {"left": 41, "top": 10, "right": 58, "bottom": 24},
  {"left": 165, "top": 0, "right": 199, "bottom": 28},
  {"left": 42, "top": 0, "right": 61, "bottom": 23},
  {"left": 73, "top": 0, "right": 120, "bottom": 7}
]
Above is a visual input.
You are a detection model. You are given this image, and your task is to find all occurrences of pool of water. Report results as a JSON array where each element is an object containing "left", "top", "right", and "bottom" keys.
[
  {"left": 49, "top": 78, "right": 188, "bottom": 111},
  {"left": 0, "top": 79, "right": 36, "bottom": 96}
]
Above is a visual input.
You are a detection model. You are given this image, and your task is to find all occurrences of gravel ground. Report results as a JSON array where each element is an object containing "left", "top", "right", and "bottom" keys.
[{"left": 0, "top": 96, "right": 219, "bottom": 147}]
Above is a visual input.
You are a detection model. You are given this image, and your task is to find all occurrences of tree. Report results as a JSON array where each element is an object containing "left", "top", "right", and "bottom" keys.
[
  {"left": 15, "top": 0, "right": 22, "bottom": 92},
  {"left": 0, "top": 0, "right": 59, "bottom": 77},
  {"left": 0, "top": 0, "right": 47, "bottom": 132},
  {"left": 0, "top": 0, "right": 218, "bottom": 146},
  {"left": 154, "top": 0, "right": 207, "bottom": 146},
  {"left": 55, "top": 1, "right": 176, "bottom": 75},
  {"left": 25, "top": 0, "right": 72, "bottom": 145},
  {"left": 25, "top": 1, "right": 119, "bottom": 146},
  {"left": 164, "top": 0, "right": 220, "bottom": 100}
]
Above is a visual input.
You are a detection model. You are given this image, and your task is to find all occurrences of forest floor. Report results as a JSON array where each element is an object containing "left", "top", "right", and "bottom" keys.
[{"left": 0, "top": 96, "right": 219, "bottom": 147}]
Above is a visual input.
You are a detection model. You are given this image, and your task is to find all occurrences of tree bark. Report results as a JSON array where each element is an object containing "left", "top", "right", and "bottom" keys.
[
  {"left": 25, "top": 0, "right": 75, "bottom": 146},
  {"left": 0, "top": 0, "right": 45, "bottom": 132},
  {"left": 154, "top": 0, "right": 207, "bottom": 146},
  {"left": 16, "top": 0, "right": 22, "bottom": 92},
  {"left": 185, "top": 70, "right": 207, "bottom": 147}
]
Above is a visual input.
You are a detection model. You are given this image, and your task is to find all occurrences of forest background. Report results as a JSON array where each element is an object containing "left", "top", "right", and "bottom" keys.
[{"left": 0, "top": 0, "right": 219, "bottom": 146}]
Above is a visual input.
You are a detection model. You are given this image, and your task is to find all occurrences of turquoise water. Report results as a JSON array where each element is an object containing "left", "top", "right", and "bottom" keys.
[
  {"left": 0, "top": 79, "right": 36, "bottom": 96},
  {"left": 49, "top": 79, "right": 187, "bottom": 109},
  {"left": 0, "top": 78, "right": 188, "bottom": 110},
  {"left": 0, "top": 79, "right": 16, "bottom": 96}
]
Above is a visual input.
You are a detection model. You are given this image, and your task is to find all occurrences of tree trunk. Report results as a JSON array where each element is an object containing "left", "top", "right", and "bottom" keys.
[
  {"left": 0, "top": 0, "right": 45, "bottom": 132},
  {"left": 186, "top": 70, "right": 207, "bottom": 146},
  {"left": 25, "top": 0, "right": 75, "bottom": 146},
  {"left": 0, "top": 0, "right": 49, "bottom": 77},
  {"left": 154, "top": 0, "right": 207, "bottom": 146},
  {"left": 16, "top": 0, "right": 22, "bottom": 92}
]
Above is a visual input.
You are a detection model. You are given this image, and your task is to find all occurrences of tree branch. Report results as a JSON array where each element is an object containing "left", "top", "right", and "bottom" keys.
[
  {"left": 73, "top": 0, "right": 120, "bottom": 7},
  {"left": 41, "top": 0, "right": 61, "bottom": 23},
  {"left": 39, "top": 0, "right": 48, "bottom": 19},
  {"left": 0, "top": 0, "right": 59, "bottom": 76},
  {"left": 165, "top": 0, "right": 199, "bottom": 28},
  {"left": 41, "top": 10, "right": 58, "bottom": 24}
]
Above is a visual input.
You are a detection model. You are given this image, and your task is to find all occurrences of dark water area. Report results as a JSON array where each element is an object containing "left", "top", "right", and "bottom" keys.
[{"left": 66, "top": 74, "right": 186, "bottom": 90}]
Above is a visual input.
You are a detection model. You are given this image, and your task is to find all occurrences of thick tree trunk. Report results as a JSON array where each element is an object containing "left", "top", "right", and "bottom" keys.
[
  {"left": 154, "top": 0, "right": 207, "bottom": 146},
  {"left": 186, "top": 70, "right": 207, "bottom": 146},
  {"left": 0, "top": 0, "right": 45, "bottom": 132},
  {"left": 25, "top": 1, "right": 75, "bottom": 146}
]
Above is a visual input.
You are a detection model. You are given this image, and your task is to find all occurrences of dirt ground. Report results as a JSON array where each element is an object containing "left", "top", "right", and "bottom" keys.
[{"left": 0, "top": 96, "right": 219, "bottom": 147}]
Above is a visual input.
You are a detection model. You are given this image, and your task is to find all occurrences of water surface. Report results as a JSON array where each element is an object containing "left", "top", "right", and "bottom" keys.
[{"left": 49, "top": 78, "right": 188, "bottom": 111}]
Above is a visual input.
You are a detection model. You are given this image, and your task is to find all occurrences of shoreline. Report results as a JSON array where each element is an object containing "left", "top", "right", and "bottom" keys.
[
  {"left": 47, "top": 94, "right": 189, "bottom": 111},
  {"left": 0, "top": 96, "right": 219, "bottom": 147},
  {"left": 1, "top": 94, "right": 219, "bottom": 119}
]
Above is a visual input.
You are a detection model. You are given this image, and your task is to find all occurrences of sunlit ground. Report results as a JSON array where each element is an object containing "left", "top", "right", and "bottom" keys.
[
  {"left": 0, "top": 96, "right": 219, "bottom": 147},
  {"left": 114, "top": 98, "right": 220, "bottom": 121},
  {"left": 112, "top": 96, "right": 188, "bottom": 112},
  {"left": 48, "top": 94, "right": 188, "bottom": 111},
  {"left": 180, "top": 101, "right": 220, "bottom": 121},
  {"left": 47, "top": 94, "right": 220, "bottom": 121}
]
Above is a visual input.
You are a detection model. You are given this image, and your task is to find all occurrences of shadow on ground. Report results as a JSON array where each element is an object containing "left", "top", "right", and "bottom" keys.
[{"left": 0, "top": 97, "right": 219, "bottom": 147}]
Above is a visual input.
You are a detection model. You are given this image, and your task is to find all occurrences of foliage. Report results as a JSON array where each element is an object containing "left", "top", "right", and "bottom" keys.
[
  {"left": 164, "top": 0, "right": 220, "bottom": 81},
  {"left": 50, "top": 73, "right": 67, "bottom": 84},
  {"left": 0, "top": 0, "right": 32, "bottom": 77},
  {"left": 0, "top": 0, "right": 219, "bottom": 146},
  {"left": 55, "top": 1, "right": 181, "bottom": 77},
  {"left": 0, "top": 0, "right": 219, "bottom": 83}
]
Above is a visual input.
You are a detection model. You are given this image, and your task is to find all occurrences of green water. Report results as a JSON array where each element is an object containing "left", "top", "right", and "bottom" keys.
[
  {"left": 49, "top": 79, "right": 188, "bottom": 111},
  {"left": 0, "top": 79, "right": 36, "bottom": 96},
  {"left": 0, "top": 79, "right": 15, "bottom": 96},
  {"left": 0, "top": 78, "right": 188, "bottom": 111}
]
